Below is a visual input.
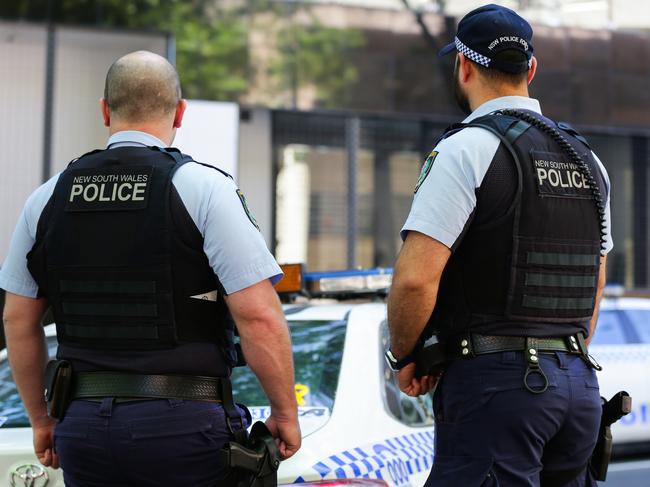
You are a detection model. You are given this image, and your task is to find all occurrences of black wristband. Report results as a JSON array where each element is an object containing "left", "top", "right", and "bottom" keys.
[{"left": 385, "top": 349, "right": 415, "bottom": 372}]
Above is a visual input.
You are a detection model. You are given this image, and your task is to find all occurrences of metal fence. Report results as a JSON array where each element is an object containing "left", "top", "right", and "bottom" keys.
[{"left": 271, "top": 108, "right": 650, "bottom": 289}]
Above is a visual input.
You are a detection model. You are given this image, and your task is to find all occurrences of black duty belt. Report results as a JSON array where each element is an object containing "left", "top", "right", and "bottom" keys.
[
  {"left": 73, "top": 372, "right": 228, "bottom": 402},
  {"left": 458, "top": 333, "right": 582, "bottom": 357},
  {"left": 445, "top": 333, "right": 599, "bottom": 366}
]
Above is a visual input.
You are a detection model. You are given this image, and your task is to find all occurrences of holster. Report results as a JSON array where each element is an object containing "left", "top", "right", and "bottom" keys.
[
  {"left": 43, "top": 359, "right": 73, "bottom": 421},
  {"left": 590, "top": 425, "right": 613, "bottom": 481},
  {"left": 220, "top": 421, "right": 281, "bottom": 487},
  {"left": 589, "top": 391, "right": 632, "bottom": 481}
]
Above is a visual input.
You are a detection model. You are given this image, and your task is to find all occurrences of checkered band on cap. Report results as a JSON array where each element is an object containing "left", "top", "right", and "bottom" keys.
[{"left": 455, "top": 37, "right": 491, "bottom": 67}]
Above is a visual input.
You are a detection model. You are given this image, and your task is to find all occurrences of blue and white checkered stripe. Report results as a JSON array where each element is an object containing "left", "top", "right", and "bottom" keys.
[
  {"left": 455, "top": 37, "right": 491, "bottom": 68},
  {"left": 304, "top": 430, "right": 435, "bottom": 484}
]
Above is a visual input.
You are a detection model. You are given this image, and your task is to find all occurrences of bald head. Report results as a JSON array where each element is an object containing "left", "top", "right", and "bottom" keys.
[{"left": 104, "top": 51, "right": 181, "bottom": 123}]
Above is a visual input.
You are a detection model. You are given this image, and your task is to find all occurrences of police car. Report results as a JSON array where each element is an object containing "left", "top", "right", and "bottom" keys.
[
  {"left": 589, "top": 293, "right": 650, "bottom": 454},
  {"left": 0, "top": 273, "right": 647, "bottom": 486}
]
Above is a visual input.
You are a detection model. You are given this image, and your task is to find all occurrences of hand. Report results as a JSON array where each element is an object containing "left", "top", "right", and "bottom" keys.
[
  {"left": 33, "top": 422, "right": 59, "bottom": 469},
  {"left": 265, "top": 413, "right": 301, "bottom": 460},
  {"left": 397, "top": 363, "right": 441, "bottom": 397}
]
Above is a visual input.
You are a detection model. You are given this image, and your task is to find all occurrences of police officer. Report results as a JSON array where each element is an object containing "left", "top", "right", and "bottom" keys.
[
  {"left": 386, "top": 5, "right": 611, "bottom": 486},
  {"left": 0, "top": 50, "right": 301, "bottom": 486}
]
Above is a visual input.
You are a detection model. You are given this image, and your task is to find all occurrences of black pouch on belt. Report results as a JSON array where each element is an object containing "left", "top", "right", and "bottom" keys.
[{"left": 43, "top": 359, "right": 73, "bottom": 421}]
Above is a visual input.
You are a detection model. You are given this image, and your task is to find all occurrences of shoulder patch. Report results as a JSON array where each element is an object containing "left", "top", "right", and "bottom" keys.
[
  {"left": 236, "top": 189, "right": 259, "bottom": 230},
  {"left": 414, "top": 151, "right": 438, "bottom": 193}
]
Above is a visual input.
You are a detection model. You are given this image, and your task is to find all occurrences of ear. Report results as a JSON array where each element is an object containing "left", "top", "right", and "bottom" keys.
[
  {"left": 457, "top": 53, "right": 473, "bottom": 84},
  {"left": 527, "top": 56, "right": 538, "bottom": 85},
  {"left": 173, "top": 99, "right": 187, "bottom": 129},
  {"left": 100, "top": 98, "right": 110, "bottom": 127}
]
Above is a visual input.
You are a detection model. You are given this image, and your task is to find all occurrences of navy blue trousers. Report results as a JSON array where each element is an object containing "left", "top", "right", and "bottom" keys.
[
  {"left": 425, "top": 351, "right": 601, "bottom": 487},
  {"left": 54, "top": 398, "right": 248, "bottom": 487}
]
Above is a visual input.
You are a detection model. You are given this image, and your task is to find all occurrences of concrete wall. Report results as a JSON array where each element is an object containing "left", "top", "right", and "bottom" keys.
[
  {"left": 237, "top": 107, "right": 274, "bottom": 248},
  {"left": 0, "top": 23, "right": 47, "bottom": 264}
]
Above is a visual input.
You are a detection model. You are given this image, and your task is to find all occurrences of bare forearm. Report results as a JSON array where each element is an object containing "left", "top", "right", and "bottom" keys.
[
  {"left": 238, "top": 316, "right": 297, "bottom": 419},
  {"left": 3, "top": 294, "right": 50, "bottom": 428},
  {"left": 387, "top": 231, "right": 451, "bottom": 359},
  {"left": 226, "top": 281, "right": 298, "bottom": 419},
  {"left": 387, "top": 282, "right": 439, "bottom": 358}
]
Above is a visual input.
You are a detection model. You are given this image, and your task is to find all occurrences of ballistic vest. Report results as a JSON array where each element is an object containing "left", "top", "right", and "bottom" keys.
[
  {"left": 429, "top": 110, "right": 606, "bottom": 339},
  {"left": 27, "top": 146, "right": 236, "bottom": 374}
]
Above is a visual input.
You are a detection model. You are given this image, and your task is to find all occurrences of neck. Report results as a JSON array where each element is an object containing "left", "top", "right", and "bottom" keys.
[
  {"left": 469, "top": 84, "right": 529, "bottom": 112},
  {"left": 108, "top": 121, "right": 173, "bottom": 146}
]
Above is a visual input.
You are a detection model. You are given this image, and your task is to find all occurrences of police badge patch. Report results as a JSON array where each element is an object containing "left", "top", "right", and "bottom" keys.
[
  {"left": 236, "top": 189, "right": 260, "bottom": 230},
  {"left": 414, "top": 151, "right": 438, "bottom": 193}
]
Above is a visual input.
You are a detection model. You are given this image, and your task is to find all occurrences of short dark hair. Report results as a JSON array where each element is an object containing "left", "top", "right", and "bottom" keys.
[{"left": 471, "top": 49, "right": 529, "bottom": 86}]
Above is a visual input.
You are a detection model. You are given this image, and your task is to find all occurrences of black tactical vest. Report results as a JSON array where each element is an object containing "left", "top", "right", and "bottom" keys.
[
  {"left": 429, "top": 110, "right": 606, "bottom": 339},
  {"left": 27, "top": 146, "right": 237, "bottom": 373}
]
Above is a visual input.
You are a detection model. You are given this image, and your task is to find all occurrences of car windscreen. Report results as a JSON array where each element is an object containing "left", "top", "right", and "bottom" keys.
[
  {"left": 0, "top": 319, "right": 347, "bottom": 428},
  {"left": 231, "top": 319, "right": 347, "bottom": 416},
  {"left": 0, "top": 337, "right": 58, "bottom": 428}
]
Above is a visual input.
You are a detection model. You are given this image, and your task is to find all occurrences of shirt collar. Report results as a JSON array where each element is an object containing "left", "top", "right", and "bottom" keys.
[
  {"left": 106, "top": 130, "right": 167, "bottom": 149},
  {"left": 463, "top": 96, "right": 542, "bottom": 123}
]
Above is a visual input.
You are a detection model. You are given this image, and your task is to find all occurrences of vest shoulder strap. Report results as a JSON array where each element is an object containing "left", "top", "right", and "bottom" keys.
[
  {"left": 151, "top": 146, "right": 234, "bottom": 181},
  {"left": 556, "top": 121, "right": 592, "bottom": 150},
  {"left": 191, "top": 161, "right": 234, "bottom": 180},
  {"left": 67, "top": 149, "right": 105, "bottom": 167}
]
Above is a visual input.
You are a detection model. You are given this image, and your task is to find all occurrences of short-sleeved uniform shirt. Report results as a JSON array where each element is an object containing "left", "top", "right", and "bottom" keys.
[
  {"left": 0, "top": 130, "right": 283, "bottom": 298},
  {"left": 402, "top": 96, "right": 613, "bottom": 255}
]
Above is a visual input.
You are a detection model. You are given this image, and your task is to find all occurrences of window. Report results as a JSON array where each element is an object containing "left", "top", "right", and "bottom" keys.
[
  {"left": 231, "top": 319, "right": 347, "bottom": 411},
  {"left": 378, "top": 320, "right": 433, "bottom": 427},
  {"left": 591, "top": 309, "right": 627, "bottom": 345},
  {"left": 0, "top": 332, "right": 58, "bottom": 428},
  {"left": 0, "top": 320, "right": 348, "bottom": 428},
  {"left": 623, "top": 310, "right": 650, "bottom": 344}
]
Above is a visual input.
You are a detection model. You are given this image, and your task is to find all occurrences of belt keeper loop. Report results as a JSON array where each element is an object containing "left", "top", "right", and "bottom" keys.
[
  {"left": 524, "top": 337, "right": 549, "bottom": 394},
  {"left": 566, "top": 334, "right": 581, "bottom": 354},
  {"left": 525, "top": 337, "right": 539, "bottom": 365},
  {"left": 459, "top": 332, "right": 473, "bottom": 358}
]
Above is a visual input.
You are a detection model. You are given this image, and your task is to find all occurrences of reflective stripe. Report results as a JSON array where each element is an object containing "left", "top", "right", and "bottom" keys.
[
  {"left": 526, "top": 252, "right": 598, "bottom": 267},
  {"left": 525, "top": 273, "right": 596, "bottom": 288},
  {"left": 522, "top": 295, "right": 594, "bottom": 310},
  {"left": 62, "top": 302, "right": 158, "bottom": 317},
  {"left": 65, "top": 324, "right": 159, "bottom": 340},
  {"left": 60, "top": 280, "right": 156, "bottom": 294}
]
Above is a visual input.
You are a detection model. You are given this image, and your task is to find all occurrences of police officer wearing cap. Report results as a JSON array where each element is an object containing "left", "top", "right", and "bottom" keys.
[
  {"left": 387, "top": 5, "right": 610, "bottom": 486},
  {"left": 0, "top": 50, "right": 301, "bottom": 486}
]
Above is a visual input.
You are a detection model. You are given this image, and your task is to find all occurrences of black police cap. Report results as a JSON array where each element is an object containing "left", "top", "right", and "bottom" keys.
[{"left": 438, "top": 3, "right": 534, "bottom": 74}]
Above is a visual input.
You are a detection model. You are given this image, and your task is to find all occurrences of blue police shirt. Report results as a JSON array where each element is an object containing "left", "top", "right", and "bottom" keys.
[
  {"left": 0, "top": 130, "right": 283, "bottom": 297},
  {"left": 402, "top": 96, "right": 613, "bottom": 254}
]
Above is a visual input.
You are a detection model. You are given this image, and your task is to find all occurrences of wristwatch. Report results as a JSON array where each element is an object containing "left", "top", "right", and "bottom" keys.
[{"left": 384, "top": 349, "right": 415, "bottom": 372}]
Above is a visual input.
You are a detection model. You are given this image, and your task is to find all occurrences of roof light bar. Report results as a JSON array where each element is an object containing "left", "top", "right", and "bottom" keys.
[
  {"left": 274, "top": 263, "right": 305, "bottom": 294},
  {"left": 305, "top": 268, "right": 393, "bottom": 296}
]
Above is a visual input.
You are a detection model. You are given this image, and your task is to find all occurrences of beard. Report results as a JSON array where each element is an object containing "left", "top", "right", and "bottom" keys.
[{"left": 453, "top": 59, "right": 472, "bottom": 115}]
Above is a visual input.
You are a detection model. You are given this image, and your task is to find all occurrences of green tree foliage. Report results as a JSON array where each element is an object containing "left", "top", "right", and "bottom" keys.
[
  {"left": 274, "top": 22, "right": 365, "bottom": 107},
  {"left": 1, "top": 0, "right": 365, "bottom": 106}
]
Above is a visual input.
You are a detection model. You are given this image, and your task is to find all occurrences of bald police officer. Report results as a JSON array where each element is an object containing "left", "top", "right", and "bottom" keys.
[
  {"left": 1, "top": 51, "right": 300, "bottom": 486},
  {"left": 386, "top": 5, "right": 610, "bottom": 487}
]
